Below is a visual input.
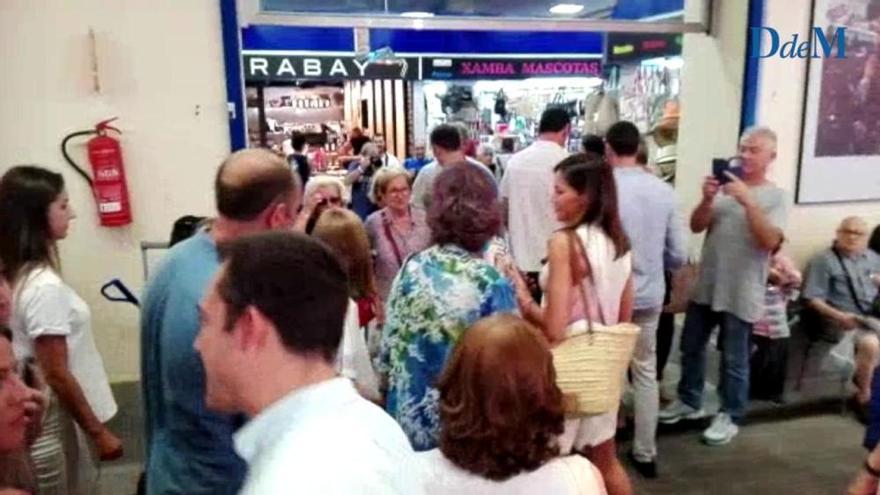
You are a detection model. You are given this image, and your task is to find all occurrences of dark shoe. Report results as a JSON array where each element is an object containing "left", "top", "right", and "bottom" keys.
[
  {"left": 627, "top": 452, "right": 658, "bottom": 479},
  {"left": 849, "top": 396, "right": 870, "bottom": 425}
]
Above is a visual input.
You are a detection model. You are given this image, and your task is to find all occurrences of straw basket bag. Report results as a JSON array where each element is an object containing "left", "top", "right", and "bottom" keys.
[{"left": 552, "top": 230, "right": 640, "bottom": 417}]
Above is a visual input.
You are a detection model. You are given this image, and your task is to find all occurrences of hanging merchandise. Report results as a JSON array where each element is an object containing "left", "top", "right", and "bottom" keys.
[
  {"left": 61, "top": 118, "right": 133, "bottom": 227},
  {"left": 494, "top": 89, "right": 508, "bottom": 122},
  {"left": 591, "top": 92, "right": 620, "bottom": 136},
  {"left": 651, "top": 100, "right": 680, "bottom": 185},
  {"left": 617, "top": 62, "right": 680, "bottom": 133}
]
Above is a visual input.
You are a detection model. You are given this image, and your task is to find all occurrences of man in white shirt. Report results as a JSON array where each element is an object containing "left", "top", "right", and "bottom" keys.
[
  {"left": 411, "top": 124, "right": 495, "bottom": 210},
  {"left": 194, "top": 232, "right": 421, "bottom": 495},
  {"left": 500, "top": 107, "right": 570, "bottom": 300},
  {"left": 375, "top": 134, "right": 402, "bottom": 169}
]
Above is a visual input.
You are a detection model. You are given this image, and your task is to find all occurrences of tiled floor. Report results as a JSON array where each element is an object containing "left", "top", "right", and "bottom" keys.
[{"left": 625, "top": 414, "right": 864, "bottom": 494}]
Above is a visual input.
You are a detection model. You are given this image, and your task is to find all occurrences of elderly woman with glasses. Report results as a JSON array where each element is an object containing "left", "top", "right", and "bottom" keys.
[{"left": 364, "top": 168, "right": 431, "bottom": 301}]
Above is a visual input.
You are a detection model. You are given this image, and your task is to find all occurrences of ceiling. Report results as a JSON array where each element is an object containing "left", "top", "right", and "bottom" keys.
[{"left": 260, "top": 0, "right": 685, "bottom": 20}]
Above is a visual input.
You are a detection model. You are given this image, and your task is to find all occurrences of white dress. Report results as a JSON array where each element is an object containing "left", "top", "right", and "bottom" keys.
[{"left": 541, "top": 224, "right": 632, "bottom": 450}]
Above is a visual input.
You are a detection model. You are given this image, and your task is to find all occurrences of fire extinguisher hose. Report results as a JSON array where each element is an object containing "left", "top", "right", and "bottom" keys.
[{"left": 61, "top": 130, "right": 97, "bottom": 187}]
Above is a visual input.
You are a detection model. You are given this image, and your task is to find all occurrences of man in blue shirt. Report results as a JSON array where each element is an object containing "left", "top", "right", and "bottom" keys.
[
  {"left": 403, "top": 143, "right": 430, "bottom": 177},
  {"left": 141, "top": 149, "right": 299, "bottom": 494},
  {"left": 608, "top": 121, "right": 687, "bottom": 479},
  {"left": 803, "top": 216, "right": 880, "bottom": 420}
]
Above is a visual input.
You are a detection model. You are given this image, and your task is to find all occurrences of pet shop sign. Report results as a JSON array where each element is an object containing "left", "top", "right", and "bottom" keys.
[{"left": 425, "top": 57, "right": 603, "bottom": 80}]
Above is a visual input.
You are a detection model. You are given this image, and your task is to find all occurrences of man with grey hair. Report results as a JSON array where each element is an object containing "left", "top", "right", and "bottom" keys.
[
  {"left": 660, "top": 126, "right": 789, "bottom": 446},
  {"left": 803, "top": 216, "right": 880, "bottom": 419}
]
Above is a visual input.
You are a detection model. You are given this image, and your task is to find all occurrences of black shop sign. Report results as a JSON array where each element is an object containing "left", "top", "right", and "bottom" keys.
[
  {"left": 244, "top": 54, "right": 421, "bottom": 82},
  {"left": 605, "top": 33, "right": 682, "bottom": 64},
  {"left": 423, "top": 57, "right": 603, "bottom": 80}
]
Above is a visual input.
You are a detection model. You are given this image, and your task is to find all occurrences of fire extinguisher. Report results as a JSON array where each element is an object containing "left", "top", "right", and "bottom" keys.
[{"left": 61, "top": 118, "right": 132, "bottom": 227}]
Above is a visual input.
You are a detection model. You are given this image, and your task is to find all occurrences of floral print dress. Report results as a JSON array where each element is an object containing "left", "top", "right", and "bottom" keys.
[{"left": 377, "top": 244, "right": 517, "bottom": 451}]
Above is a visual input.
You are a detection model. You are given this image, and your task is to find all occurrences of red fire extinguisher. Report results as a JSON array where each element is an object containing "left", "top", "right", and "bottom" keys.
[{"left": 61, "top": 118, "right": 132, "bottom": 227}]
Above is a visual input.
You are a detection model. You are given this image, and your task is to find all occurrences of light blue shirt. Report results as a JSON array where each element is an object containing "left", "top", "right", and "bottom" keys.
[
  {"left": 141, "top": 231, "right": 246, "bottom": 495},
  {"left": 614, "top": 167, "right": 687, "bottom": 310}
]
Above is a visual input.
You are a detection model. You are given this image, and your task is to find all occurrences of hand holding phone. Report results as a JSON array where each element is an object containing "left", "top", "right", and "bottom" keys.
[{"left": 712, "top": 157, "right": 744, "bottom": 185}]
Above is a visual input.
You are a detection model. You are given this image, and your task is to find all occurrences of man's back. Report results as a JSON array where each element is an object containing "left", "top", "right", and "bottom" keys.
[
  {"left": 614, "top": 167, "right": 686, "bottom": 310},
  {"left": 141, "top": 231, "right": 246, "bottom": 494},
  {"left": 500, "top": 141, "right": 567, "bottom": 272}
]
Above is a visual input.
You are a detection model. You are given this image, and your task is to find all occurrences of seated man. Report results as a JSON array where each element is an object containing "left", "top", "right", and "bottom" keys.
[{"left": 802, "top": 216, "right": 880, "bottom": 416}]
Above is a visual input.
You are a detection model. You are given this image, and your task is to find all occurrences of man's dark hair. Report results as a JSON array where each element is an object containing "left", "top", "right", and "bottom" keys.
[
  {"left": 430, "top": 125, "right": 462, "bottom": 152},
  {"left": 538, "top": 107, "right": 571, "bottom": 134},
  {"left": 605, "top": 121, "right": 641, "bottom": 157},
  {"left": 581, "top": 134, "right": 605, "bottom": 157},
  {"left": 290, "top": 132, "right": 307, "bottom": 152},
  {"left": 217, "top": 232, "right": 349, "bottom": 363},
  {"left": 214, "top": 149, "right": 297, "bottom": 222}
]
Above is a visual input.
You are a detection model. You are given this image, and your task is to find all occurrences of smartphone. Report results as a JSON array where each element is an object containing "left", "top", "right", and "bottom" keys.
[{"left": 712, "top": 157, "right": 744, "bottom": 184}]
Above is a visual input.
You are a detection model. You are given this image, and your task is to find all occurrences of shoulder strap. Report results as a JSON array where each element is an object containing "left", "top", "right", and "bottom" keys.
[
  {"left": 832, "top": 248, "right": 869, "bottom": 315},
  {"left": 381, "top": 210, "right": 405, "bottom": 267},
  {"left": 568, "top": 228, "right": 606, "bottom": 328}
]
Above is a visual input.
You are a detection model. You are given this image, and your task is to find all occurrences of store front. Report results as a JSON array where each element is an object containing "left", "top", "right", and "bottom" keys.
[{"left": 227, "top": 0, "right": 705, "bottom": 179}]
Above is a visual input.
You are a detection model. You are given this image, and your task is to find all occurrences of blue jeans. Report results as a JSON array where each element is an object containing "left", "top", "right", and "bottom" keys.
[{"left": 678, "top": 303, "right": 752, "bottom": 423}]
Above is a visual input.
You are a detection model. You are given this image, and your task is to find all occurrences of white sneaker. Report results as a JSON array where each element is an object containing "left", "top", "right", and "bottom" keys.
[
  {"left": 702, "top": 413, "right": 739, "bottom": 445},
  {"left": 658, "top": 399, "right": 706, "bottom": 425}
]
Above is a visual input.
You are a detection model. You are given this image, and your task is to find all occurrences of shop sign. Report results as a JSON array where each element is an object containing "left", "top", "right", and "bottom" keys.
[
  {"left": 605, "top": 33, "right": 682, "bottom": 63},
  {"left": 244, "top": 54, "right": 421, "bottom": 82},
  {"left": 424, "top": 57, "right": 603, "bottom": 80}
]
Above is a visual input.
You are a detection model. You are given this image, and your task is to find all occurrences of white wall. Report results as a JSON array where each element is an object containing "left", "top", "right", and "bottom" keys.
[
  {"left": 758, "top": 0, "right": 880, "bottom": 266},
  {"left": 676, "top": 0, "right": 751, "bottom": 257},
  {"left": 0, "top": 1, "right": 231, "bottom": 381}
]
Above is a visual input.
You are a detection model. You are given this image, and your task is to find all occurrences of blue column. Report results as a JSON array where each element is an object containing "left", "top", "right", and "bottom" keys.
[
  {"left": 741, "top": 0, "right": 765, "bottom": 130},
  {"left": 220, "top": 0, "right": 246, "bottom": 151}
]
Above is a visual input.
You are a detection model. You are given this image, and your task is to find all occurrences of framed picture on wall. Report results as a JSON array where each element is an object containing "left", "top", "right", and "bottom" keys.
[{"left": 798, "top": 0, "right": 880, "bottom": 203}]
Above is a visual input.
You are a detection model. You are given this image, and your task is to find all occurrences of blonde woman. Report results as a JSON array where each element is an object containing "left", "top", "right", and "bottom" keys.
[
  {"left": 312, "top": 208, "right": 382, "bottom": 401},
  {"left": 365, "top": 168, "right": 431, "bottom": 300}
]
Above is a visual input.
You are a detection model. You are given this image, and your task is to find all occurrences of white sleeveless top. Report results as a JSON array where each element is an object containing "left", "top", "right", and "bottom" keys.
[
  {"left": 540, "top": 224, "right": 632, "bottom": 325},
  {"left": 540, "top": 224, "right": 632, "bottom": 450}
]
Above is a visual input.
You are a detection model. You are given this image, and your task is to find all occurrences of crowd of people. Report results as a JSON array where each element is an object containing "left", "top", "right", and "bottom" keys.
[{"left": 1, "top": 107, "right": 880, "bottom": 495}]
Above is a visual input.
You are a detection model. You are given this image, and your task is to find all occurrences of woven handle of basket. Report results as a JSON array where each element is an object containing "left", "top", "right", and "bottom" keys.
[{"left": 568, "top": 228, "right": 605, "bottom": 331}]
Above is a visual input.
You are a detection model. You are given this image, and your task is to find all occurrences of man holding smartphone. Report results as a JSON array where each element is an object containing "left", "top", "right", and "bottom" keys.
[{"left": 660, "top": 126, "right": 789, "bottom": 446}]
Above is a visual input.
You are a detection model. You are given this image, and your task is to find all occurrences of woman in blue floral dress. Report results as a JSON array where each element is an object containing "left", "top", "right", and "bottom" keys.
[{"left": 378, "top": 163, "right": 517, "bottom": 451}]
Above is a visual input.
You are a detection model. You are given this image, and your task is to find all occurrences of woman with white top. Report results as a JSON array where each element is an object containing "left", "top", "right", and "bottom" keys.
[
  {"left": 419, "top": 314, "right": 606, "bottom": 495},
  {"left": 511, "top": 154, "right": 635, "bottom": 495},
  {"left": 0, "top": 166, "right": 121, "bottom": 495}
]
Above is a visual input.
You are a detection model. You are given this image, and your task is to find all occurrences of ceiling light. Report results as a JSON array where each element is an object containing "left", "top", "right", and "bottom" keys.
[
  {"left": 400, "top": 11, "right": 435, "bottom": 18},
  {"left": 549, "top": 3, "right": 584, "bottom": 15}
]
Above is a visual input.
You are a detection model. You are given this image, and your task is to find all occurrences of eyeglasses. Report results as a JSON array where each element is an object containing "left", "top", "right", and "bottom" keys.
[
  {"left": 386, "top": 187, "right": 410, "bottom": 196},
  {"left": 839, "top": 228, "right": 867, "bottom": 237}
]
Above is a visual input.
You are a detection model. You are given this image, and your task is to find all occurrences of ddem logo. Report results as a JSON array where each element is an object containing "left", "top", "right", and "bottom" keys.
[{"left": 749, "top": 26, "right": 846, "bottom": 59}]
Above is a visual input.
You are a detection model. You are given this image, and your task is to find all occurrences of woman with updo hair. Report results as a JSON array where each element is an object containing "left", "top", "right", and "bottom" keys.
[{"left": 378, "top": 162, "right": 517, "bottom": 452}]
